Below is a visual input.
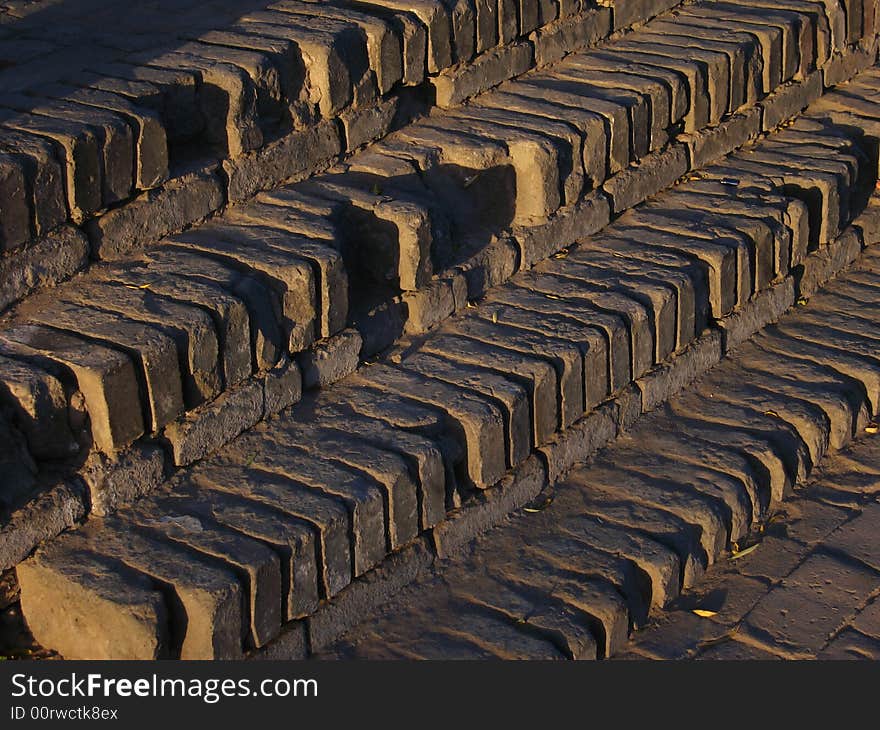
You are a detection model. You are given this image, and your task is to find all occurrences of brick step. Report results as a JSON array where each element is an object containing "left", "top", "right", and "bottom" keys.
[
  {"left": 0, "top": 0, "right": 680, "bottom": 303},
  {"left": 2, "top": 0, "right": 877, "bottom": 313},
  {"left": 7, "top": 89, "right": 880, "bottom": 658},
  {"left": 615, "top": 435, "right": 880, "bottom": 660},
  {"left": 317, "top": 247, "right": 880, "bottom": 659},
  {"left": 2, "top": 1, "right": 878, "bottom": 529}
]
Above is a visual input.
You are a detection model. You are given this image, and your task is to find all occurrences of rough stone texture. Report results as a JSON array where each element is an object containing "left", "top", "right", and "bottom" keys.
[
  {"left": 603, "top": 145, "right": 690, "bottom": 214},
  {"left": 6, "top": 0, "right": 880, "bottom": 659},
  {"left": 0, "top": 227, "right": 89, "bottom": 311},
  {"left": 0, "top": 482, "right": 87, "bottom": 572},
  {"left": 86, "top": 167, "right": 225, "bottom": 261},
  {"left": 298, "top": 329, "right": 363, "bottom": 389},
  {"left": 164, "top": 381, "right": 264, "bottom": 466},
  {"left": 223, "top": 120, "right": 342, "bottom": 204},
  {"left": 317, "top": 246, "right": 880, "bottom": 660},
  {"left": 80, "top": 443, "right": 167, "bottom": 517},
  {"left": 623, "top": 437, "right": 880, "bottom": 660},
  {"left": 529, "top": 8, "right": 612, "bottom": 67},
  {"left": 432, "top": 43, "right": 534, "bottom": 108},
  {"left": 262, "top": 356, "right": 303, "bottom": 417}
]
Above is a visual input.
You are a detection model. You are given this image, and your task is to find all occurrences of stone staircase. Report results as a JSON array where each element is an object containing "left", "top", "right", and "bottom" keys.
[
  {"left": 1, "top": 0, "right": 880, "bottom": 659},
  {"left": 320, "top": 249, "right": 880, "bottom": 659}
]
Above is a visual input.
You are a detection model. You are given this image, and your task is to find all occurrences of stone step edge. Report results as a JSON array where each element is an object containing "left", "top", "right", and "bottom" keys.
[
  {"left": 11, "top": 179, "right": 878, "bottom": 662},
  {"left": 7, "top": 6, "right": 877, "bottom": 315},
  {"left": 0, "top": 2, "right": 659, "bottom": 315},
  {"left": 391, "top": 51, "right": 876, "bottom": 346},
  {"left": 318, "top": 257, "right": 880, "bottom": 662},
  {"left": 2, "top": 44, "right": 877, "bottom": 578},
  {"left": 247, "top": 197, "right": 880, "bottom": 660}
]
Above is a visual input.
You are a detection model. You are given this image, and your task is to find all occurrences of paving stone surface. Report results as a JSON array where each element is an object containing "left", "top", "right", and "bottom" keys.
[{"left": 621, "top": 436, "right": 880, "bottom": 660}]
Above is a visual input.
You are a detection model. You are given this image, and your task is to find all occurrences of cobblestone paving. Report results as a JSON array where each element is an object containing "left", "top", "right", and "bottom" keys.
[
  {"left": 320, "top": 246, "right": 880, "bottom": 660},
  {"left": 618, "top": 435, "right": 880, "bottom": 660}
]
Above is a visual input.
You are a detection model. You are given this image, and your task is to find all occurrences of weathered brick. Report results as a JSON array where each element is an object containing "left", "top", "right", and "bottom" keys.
[
  {"left": 472, "top": 297, "right": 609, "bottom": 408},
  {"left": 299, "top": 172, "right": 433, "bottom": 292},
  {"left": 529, "top": 7, "right": 612, "bottom": 67},
  {"left": 273, "top": 1, "right": 404, "bottom": 94},
  {"left": 445, "top": 566, "right": 598, "bottom": 659},
  {"left": 744, "top": 552, "right": 880, "bottom": 654},
  {"left": 0, "top": 324, "right": 143, "bottom": 453},
  {"left": 824, "top": 503, "right": 880, "bottom": 572},
  {"left": 478, "top": 88, "right": 609, "bottom": 189},
  {"left": 590, "top": 43, "right": 711, "bottom": 131},
  {"left": 544, "top": 254, "right": 680, "bottom": 361},
  {"left": 356, "top": 0, "right": 454, "bottom": 73},
  {"left": 0, "top": 153, "right": 30, "bottom": 251},
  {"left": 142, "top": 50, "right": 262, "bottom": 156},
  {"left": 0, "top": 129, "right": 66, "bottom": 242},
  {"left": 164, "top": 381, "right": 264, "bottom": 466},
  {"left": 516, "top": 74, "right": 632, "bottom": 173},
  {"left": 641, "top": 199, "right": 775, "bottom": 291},
  {"left": 622, "top": 206, "right": 754, "bottom": 308},
  {"left": 647, "top": 18, "right": 763, "bottom": 109},
  {"left": 60, "top": 281, "right": 222, "bottom": 407},
  {"left": 20, "top": 299, "right": 185, "bottom": 432},
  {"left": 87, "top": 166, "right": 224, "bottom": 261},
  {"left": 625, "top": 32, "right": 734, "bottom": 120},
  {"left": 18, "top": 542, "right": 169, "bottom": 660},
  {"left": 454, "top": 314, "right": 585, "bottom": 427},
  {"left": 456, "top": 104, "right": 585, "bottom": 206},
  {"left": 124, "top": 498, "right": 282, "bottom": 649},
  {"left": 488, "top": 282, "right": 626, "bottom": 393},
  {"left": 398, "top": 350, "right": 532, "bottom": 469},
  {"left": 166, "top": 224, "right": 317, "bottom": 354},
  {"left": 563, "top": 53, "right": 682, "bottom": 140},
  {"left": 227, "top": 427, "right": 387, "bottom": 576},
  {"left": 664, "top": 396, "right": 799, "bottom": 500},
  {"left": 85, "top": 516, "right": 246, "bottom": 659},
  {"left": 222, "top": 120, "right": 341, "bottom": 204},
  {"left": 421, "top": 331, "right": 560, "bottom": 444},
  {"left": 517, "top": 269, "right": 654, "bottom": 380},
  {"left": 603, "top": 145, "right": 690, "bottom": 215},
  {"left": 41, "top": 84, "right": 169, "bottom": 190},
  {"left": 0, "top": 110, "right": 102, "bottom": 221},
  {"left": 359, "top": 362, "right": 507, "bottom": 489},
  {"left": 672, "top": 13, "right": 782, "bottom": 94},
  {"left": 573, "top": 239, "right": 709, "bottom": 348},
  {"left": 158, "top": 482, "right": 319, "bottom": 620},
  {"left": 0, "top": 353, "right": 76, "bottom": 460},
  {"left": 193, "top": 462, "right": 351, "bottom": 598},
  {"left": 4, "top": 95, "right": 134, "bottom": 207}
]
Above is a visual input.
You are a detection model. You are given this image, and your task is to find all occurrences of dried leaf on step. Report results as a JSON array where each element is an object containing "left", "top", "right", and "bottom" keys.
[
  {"left": 524, "top": 496, "right": 554, "bottom": 514},
  {"left": 692, "top": 609, "right": 718, "bottom": 618},
  {"left": 731, "top": 543, "right": 759, "bottom": 560}
]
